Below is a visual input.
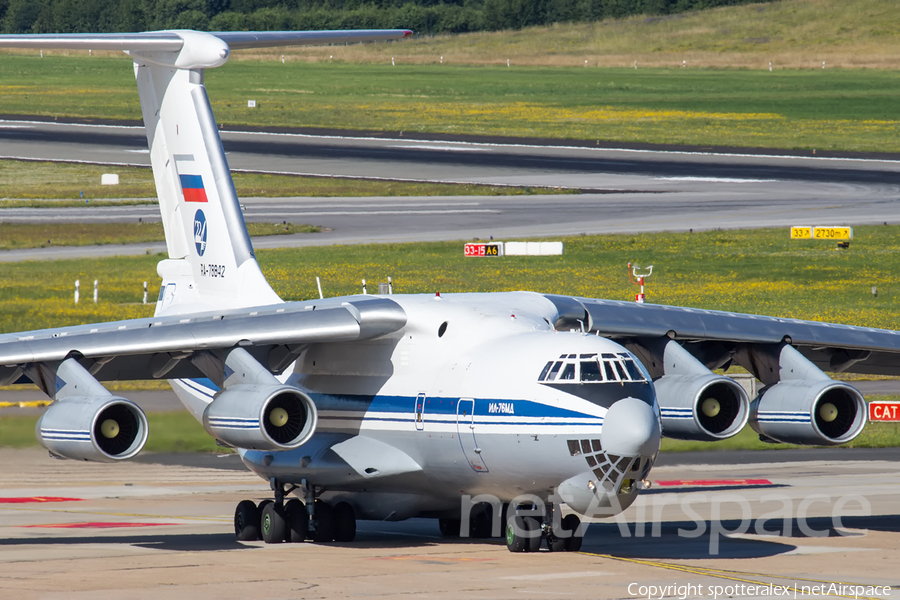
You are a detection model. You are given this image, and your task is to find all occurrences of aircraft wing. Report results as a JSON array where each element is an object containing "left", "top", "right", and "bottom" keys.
[
  {"left": 546, "top": 294, "right": 900, "bottom": 377},
  {"left": 0, "top": 297, "right": 406, "bottom": 388}
]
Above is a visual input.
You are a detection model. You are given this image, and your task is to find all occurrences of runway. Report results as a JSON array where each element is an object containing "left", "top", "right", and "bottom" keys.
[
  {"left": 0, "top": 446, "right": 896, "bottom": 599},
  {"left": 3, "top": 120, "right": 900, "bottom": 261}
]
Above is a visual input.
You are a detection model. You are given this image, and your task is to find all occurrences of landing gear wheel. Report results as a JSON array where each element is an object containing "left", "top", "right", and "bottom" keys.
[
  {"left": 470, "top": 503, "right": 494, "bottom": 538},
  {"left": 546, "top": 534, "right": 566, "bottom": 552},
  {"left": 333, "top": 502, "right": 357, "bottom": 542},
  {"left": 261, "top": 501, "right": 286, "bottom": 544},
  {"left": 561, "top": 514, "right": 583, "bottom": 552},
  {"left": 255, "top": 499, "right": 273, "bottom": 540},
  {"left": 285, "top": 498, "right": 308, "bottom": 543},
  {"left": 438, "top": 518, "right": 461, "bottom": 537},
  {"left": 234, "top": 500, "right": 260, "bottom": 541},
  {"left": 523, "top": 516, "right": 541, "bottom": 552},
  {"left": 506, "top": 515, "right": 539, "bottom": 552},
  {"left": 313, "top": 499, "right": 335, "bottom": 543}
]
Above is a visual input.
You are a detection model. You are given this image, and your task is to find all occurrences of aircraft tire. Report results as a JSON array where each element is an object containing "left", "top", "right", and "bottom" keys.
[
  {"left": 261, "top": 501, "right": 286, "bottom": 544},
  {"left": 561, "top": 514, "right": 583, "bottom": 552},
  {"left": 234, "top": 500, "right": 260, "bottom": 541},
  {"left": 506, "top": 516, "right": 535, "bottom": 552},
  {"left": 313, "top": 499, "right": 335, "bottom": 543},
  {"left": 523, "top": 517, "right": 542, "bottom": 552},
  {"left": 470, "top": 503, "right": 494, "bottom": 538},
  {"left": 438, "top": 518, "right": 461, "bottom": 537},
  {"left": 333, "top": 502, "right": 357, "bottom": 542},
  {"left": 285, "top": 498, "right": 308, "bottom": 542},
  {"left": 546, "top": 533, "right": 566, "bottom": 552}
]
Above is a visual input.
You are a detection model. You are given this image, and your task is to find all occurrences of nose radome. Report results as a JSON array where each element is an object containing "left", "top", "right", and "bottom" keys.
[{"left": 601, "top": 397, "right": 661, "bottom": 458}]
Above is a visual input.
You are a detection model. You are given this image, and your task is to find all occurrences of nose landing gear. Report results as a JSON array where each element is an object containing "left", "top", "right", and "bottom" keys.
[
  {"left": 233, "top": 478, "right": 357, "bottom": 544},
  {"left": 505, "top": 504, "right": 584, "bottom": 553}
]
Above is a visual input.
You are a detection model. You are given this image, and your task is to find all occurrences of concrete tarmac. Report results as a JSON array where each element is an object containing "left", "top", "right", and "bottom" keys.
[{"left": 0, "top": 447, "right": 897, "bottom": 599}]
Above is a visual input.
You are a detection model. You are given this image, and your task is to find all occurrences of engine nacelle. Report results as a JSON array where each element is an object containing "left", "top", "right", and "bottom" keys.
[
  {"left": 655, "top": 374, "right": 749, "bottom": 441},
  {"left": 750, "top": 380, "right": 866, "bottom": 446},
  {"left": 203, "top": 384, "right": 317, "bottom": 451},
  {"left": 36, "top": 396, "right": 148, "bottom": 462}
]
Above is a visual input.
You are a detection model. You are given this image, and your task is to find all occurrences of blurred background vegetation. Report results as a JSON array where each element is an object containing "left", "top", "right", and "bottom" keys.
[{"left": 0, "top": 0, "right": 776, "bottom": 36}]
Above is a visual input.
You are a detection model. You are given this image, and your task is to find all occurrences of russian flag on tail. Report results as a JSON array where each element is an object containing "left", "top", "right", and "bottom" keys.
[{"left": 179, "top": 174, "right": 208, "bottom": 203}]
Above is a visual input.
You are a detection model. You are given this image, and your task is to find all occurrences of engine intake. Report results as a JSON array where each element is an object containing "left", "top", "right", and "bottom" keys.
[
  {"left": 36, "top": 397, "right": 148, "bottom": 462},
  {"left": 644, "top": 339, "right": 749, "bottom": 441},
  {"left": 656, "top": 374, "right": 749, "bottom": 441},
  {"left": 203, "top": 384, "right": 317, "bottom": 451},
  {"left": 750, "top": 380, "right": 866, "bottom": 446}
]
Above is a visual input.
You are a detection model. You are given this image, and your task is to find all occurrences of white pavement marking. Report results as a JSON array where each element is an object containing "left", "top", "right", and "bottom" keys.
[{"left": 657, "top": 176, "right": 778, "bottom": 183}]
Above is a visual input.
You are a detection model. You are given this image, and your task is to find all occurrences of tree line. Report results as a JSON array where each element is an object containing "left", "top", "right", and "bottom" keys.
[{"left": 0, "top": 0, "right": 774, "bottom": 36}]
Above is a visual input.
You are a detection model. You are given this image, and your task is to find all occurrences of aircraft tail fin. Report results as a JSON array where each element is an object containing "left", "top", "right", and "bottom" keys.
[
  {"left": 131, "top": 33, "right": 279, "bottom": 315},
  {"left": 0, "top": 29, "right": 412, "bottom": 315}
]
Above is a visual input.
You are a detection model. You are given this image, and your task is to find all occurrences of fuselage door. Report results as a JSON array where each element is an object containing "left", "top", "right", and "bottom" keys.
[
  {"left": 456, "top": 398, "right": 488, "bottom": 473},
  {"left": 414, "top": 393, "right": 426, "bottom": 431}
]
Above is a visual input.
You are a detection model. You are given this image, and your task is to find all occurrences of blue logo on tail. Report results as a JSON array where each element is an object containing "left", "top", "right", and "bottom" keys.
[{"left": 193, "top": 209, "right": 207, "bottom": 256}]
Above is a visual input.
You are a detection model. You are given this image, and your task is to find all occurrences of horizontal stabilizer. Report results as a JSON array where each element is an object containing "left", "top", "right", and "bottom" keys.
[{"left": 0, "top": 29, "right": 411, "bottom": 52}]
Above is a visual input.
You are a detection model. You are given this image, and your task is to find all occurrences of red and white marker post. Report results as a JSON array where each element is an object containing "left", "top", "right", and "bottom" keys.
[{"left": 628, "top": 262, "right": 653, "bottom": 303}]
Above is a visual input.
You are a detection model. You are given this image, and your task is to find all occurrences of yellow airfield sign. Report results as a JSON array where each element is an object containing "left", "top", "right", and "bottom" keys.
[{"left": 790, "top": 226, "right": 853, "bottom": 240}]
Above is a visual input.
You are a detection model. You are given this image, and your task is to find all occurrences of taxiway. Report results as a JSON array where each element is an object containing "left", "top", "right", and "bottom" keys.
[{"left": 0, "top": 447, "right": 896, "bottom": 599}]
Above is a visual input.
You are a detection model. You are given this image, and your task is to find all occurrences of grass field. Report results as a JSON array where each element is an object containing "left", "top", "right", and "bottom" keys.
[
  {"left": 3, "top": 225, "right": 900, "bottom": 333},
  {"left": 278, "top": 0, "right": 900, "bottom": 70},
  {"left": 2, "top": 224, "right": 900, "bottom": 451},
  {"left": 3, "top": 53, "right": 900, "bottom": 152},
  {"left": 2, "top": 394, "right": 898, "bottom": 453},
  {"left": 0, "top": 160, "right": 560, "bottom": 200},
  {"left": 0, "top": 412, "right": 223, "bottom": 453},
  {"left": 1, "top": 407, "right": 896, "bottom": 452}
]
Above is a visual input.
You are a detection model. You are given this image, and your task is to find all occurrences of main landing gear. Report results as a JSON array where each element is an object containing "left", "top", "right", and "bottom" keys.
[{"left": 234, "top": 478, "right": 356, "bottom": 544}]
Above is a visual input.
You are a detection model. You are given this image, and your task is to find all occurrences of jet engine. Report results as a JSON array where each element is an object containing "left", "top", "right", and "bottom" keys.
[
  {"left": 36, "top": 396, "right": 148, "bottom": 462},
  {"left": 749, "top": 380, "right": 865, "bottom": 446},
  {"left": 203, "top": 384, "right": 317, "bottom": 451},
  {"left": 645, "top": 340, "right": 749, "bottom": 441},
  {"left": 655, "top": 373, "right": 749, "bottom": 441}
]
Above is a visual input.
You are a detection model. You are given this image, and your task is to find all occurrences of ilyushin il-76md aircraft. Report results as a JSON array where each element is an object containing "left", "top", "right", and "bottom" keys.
[{"left": 0, "top": 29, "right": 896, "bottom": 553}]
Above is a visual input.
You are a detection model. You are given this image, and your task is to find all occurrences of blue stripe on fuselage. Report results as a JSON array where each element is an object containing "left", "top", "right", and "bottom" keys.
[
  {"left": 178, "top": 380, "right": 608, "bottom": 424},
  {"left": 311, "top": 393, "right": 603, "bottom": 422}
]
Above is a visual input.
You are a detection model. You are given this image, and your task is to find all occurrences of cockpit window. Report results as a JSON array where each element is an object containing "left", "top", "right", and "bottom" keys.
[
  {"left": 539, "top": 352, "right": 647, "bottom": 384},
  {"left": 580, "top": 361, "right": 603, "bottom": 381},
  {"left": 623, "top": 357, "right": 645, "bottom": 381},
  {"left": 539, "top": 361, "right": 553, "bottom": 381}
]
